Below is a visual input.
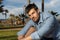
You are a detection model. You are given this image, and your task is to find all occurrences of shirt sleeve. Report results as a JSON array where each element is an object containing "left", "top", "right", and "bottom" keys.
[
  {"left": 17, "top": 20, "right": 33, "bottom": 36},
  {"left": 30, "top": 16, "right": 55, "bottom": 40}
]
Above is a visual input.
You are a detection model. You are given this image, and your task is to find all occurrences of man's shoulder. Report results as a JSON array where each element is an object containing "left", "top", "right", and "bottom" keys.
[
  {"left": 42, "top": 12, "right": 53, "bottom": 18},
  {"left": 27, "top": 20, "right": 34, "bottom": 24},
  {"left": 28, "top": 20, "right": 33, "bottom": 23},
  {"left": 42, "top": 12, "right": 52, "bottom": 16}
]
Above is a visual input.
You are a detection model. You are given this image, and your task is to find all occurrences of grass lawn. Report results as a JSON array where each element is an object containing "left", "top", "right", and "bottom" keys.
[{"left": 0, "top": 30, "right": 20, "bottom": 40}]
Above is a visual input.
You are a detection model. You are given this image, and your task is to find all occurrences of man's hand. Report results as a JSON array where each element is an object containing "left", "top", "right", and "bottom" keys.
[
  {"left": 18, "top": 35, "right": 24, "bottom": 40},
  {"left": 21, "top": 36, "right": 32, "bottom": 40},
  {"left": 25, "top": 27, "right": 36, "bottom": 38}
]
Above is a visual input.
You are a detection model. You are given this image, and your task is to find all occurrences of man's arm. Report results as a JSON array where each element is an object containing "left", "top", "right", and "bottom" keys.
[
  {"left": 17, "top": 20, "right": 33, "bottom": 36},
  {"left": 18, "top": 27, "right": 35, "bottom": 40},
  {"left": 30, "top": 16, "right": 55, "bottom": 40},
  {"left": 20, "top": 36, "right": 32, "bottom": 40},
  {"left": 19, "top": 16, "right": 55, "bottom": 40},
  {"left": 18, "top": 35, "right": 24, "bottom": 40},
  {"left": 25, "top": 27, "right": 36, "bottom": 38},
  {"left": 17, "top": 20, "right": 34, "bottom": 40}
]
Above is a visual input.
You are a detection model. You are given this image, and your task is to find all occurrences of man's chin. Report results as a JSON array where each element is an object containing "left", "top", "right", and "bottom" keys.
[{"left": 33, "top": 20, "right": 37, "bottom": 22}]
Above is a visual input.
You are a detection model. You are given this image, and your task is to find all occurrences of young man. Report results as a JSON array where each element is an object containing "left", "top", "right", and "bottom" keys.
[{"left": 17, "top": 3, "right": 60, "bottom": 40}]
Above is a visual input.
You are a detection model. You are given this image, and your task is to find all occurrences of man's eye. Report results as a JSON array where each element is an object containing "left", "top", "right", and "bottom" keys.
[
  {"left": 32, "top": 12, "right": 35, "bottom": 14},
  {"left": 29, "top": 15, "right": 31, "bottom": 17},
  {"left": 32, "top": 12, "right": 34, "bottom": 14}
]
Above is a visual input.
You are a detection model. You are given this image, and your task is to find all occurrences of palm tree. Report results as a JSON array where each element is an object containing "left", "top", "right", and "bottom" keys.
[
  {"left": 4, "top": 9, "right": 8, "bottom": 19},
  {"left": 27, "top": 0, "right": 31, "bottom": 4},
  {"left": 0, "top": 0, "right": 9, "bottom": 19},
  {"left": 2, "top": 9, "right": 9, "bottom": 19},
  {"left": 42, "top": 0, "right": 44, "bottom": 12},
  {"left": 0, "top": 0, "right": 3, "bottom": 4},
  {"left": 9, "top": 14, "right": 15, "bottom": 25},
  {"left": 48, "top": 11, "right": 57, "bottom": 16},
  {"left": 15, "top": 16, "right": 19, "bottom": 25},
  {"left": 0, "top": 0, "right": 4, "bottom": 13},
  {"left": 21, "top": 14, "right": 25, "bottom": 25}
]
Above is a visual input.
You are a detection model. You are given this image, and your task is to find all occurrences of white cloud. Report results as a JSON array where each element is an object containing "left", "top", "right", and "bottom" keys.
[
  {"left": 0, "top": 0, "right": 60, "bottom": 19},
  {"left": 0, "top": 14, "right": 5, "bottom": 19},
  {"left": 9, "top": 7, "right": 23, "bottom": 15},
  {"left": 3, "top": 6, "right": 17, "bottom": 10},
  {"left": 44, "top": 0, "right": 60, "bottom": 14},
  {"left": 6, "top": 0, "right": 27, "bottom": 4},
  {"left": 45, "top": 0, "right": 60, "bottom": 8},
  {"left": 3, "top": 0, "right": 60, "bottom": 14},
  {"left": 3, "top": 5, "right": 24, "bottom": 19}
]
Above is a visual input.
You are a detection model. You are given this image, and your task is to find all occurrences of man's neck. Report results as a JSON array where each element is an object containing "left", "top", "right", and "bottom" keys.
[{"left": 35, "top": 14, "right": 40, "bottom": 24}]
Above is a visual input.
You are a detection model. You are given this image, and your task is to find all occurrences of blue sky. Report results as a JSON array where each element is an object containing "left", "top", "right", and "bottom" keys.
[{"left": 0, "top": 0, "right": 60, "bottom": 19}]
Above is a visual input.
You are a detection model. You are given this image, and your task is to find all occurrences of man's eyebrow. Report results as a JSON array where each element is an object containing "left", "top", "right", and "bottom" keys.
[
  {"left": 32, "top": 11, "right": 35, "bottom": 14},
  {"left": 29, "top": 15, "right": 31, "bottom": 16},
  {"left": 28, "top": 11, "right": 35, "bottom": 16}
]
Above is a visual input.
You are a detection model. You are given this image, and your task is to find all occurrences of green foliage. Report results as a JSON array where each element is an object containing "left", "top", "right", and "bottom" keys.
[
  {"left": 0, "top": 24, "right": 24, "bottom": 29},
  {"left": 0, "top": 36, "right": 17, "bottom": 40},
  {"left": 0, "top": 30, "right": 20, "bottom": 40}
]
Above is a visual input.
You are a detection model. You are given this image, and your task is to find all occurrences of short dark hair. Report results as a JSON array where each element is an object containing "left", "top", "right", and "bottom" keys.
[{"left": 25, "top": 3, "right": 38, "bottom": 14}]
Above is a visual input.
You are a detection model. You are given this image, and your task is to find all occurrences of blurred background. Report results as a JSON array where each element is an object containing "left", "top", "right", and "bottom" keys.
[{"left": 0, "top": 0, "right": 60, "bottom": 40}]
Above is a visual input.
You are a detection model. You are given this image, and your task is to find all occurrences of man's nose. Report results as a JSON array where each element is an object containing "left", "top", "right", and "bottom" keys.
[{"left": 31, "top": 15, "right": 34, "bottom": 19}]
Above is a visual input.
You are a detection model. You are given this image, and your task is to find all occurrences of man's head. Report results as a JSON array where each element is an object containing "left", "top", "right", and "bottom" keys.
[{"left": 25, "top": 3, "right": 40, "bottom": 22}]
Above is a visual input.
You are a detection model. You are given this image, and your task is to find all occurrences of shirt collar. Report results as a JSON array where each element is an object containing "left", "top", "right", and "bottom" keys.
[
  {"left": 33, "top": 12, "right": 44, "bottom": 25},
  {"left": 38, "top": 12, "right": 44, "bottom": 24}
]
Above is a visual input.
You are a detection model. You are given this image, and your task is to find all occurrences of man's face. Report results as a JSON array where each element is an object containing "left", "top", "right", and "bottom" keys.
[{"left": 28, "top": 8, "right": 40, "bottom": 22}]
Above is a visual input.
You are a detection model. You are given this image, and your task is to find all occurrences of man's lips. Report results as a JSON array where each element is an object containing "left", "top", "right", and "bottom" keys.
[{"left": 32, "top": 18, "right": 35, "bottom": 21}]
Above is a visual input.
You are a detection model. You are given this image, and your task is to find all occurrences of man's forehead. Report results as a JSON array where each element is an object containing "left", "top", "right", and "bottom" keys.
[{"left": 28, "top": 8, "right": 36, "bottom": 14}]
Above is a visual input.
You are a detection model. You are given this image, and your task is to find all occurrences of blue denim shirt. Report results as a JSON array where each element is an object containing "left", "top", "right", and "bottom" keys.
[{"left": 17, "top": 12, "right": 60, "bottom": 40}]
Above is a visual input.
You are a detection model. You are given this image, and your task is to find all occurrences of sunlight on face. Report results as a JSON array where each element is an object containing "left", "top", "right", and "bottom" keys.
[{"left": 28, "top": 8, "right": 40, "bottom": 22}]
